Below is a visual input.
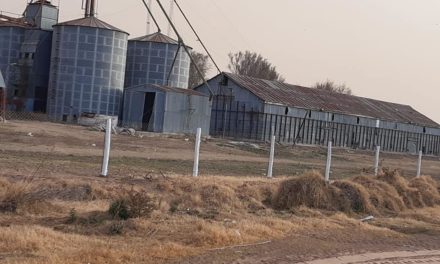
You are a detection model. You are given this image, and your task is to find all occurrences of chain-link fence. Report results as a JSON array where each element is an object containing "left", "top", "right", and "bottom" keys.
[{"left": 2, "top": 110, "right": 49, "bottom": 122}]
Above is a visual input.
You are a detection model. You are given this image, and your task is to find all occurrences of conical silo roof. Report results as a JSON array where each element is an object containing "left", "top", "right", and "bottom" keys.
[
  {"left": 56, "top": 16, "right": 128, "bottom": 34},
  {"left": 130, "top": 32, "right": 179, "bottom": 45}
]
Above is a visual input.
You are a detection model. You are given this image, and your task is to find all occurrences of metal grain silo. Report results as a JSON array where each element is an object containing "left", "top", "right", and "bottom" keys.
[
  {"left": 47, "top": 1, "right": 128, "bottom": 122},
  {"left": 0, "top": 23, "right": 25, "bottom": 86},
  {"left": 124, "top": 32, "right": 190, "bottom": 89}
]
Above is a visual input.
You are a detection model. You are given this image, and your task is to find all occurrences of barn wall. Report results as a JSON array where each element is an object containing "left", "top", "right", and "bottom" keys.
[
  {"left": 122, "top": 85, "right": 210, "bottom": 135},
  {"left": 163, "top": 93, "right": 211, "bottom": 135},
  {"left": 122, "top": 87, "right": 165, "bottom": 132},
  {"left": 197, "top": 75, "right": 440, "bottom": 156}
]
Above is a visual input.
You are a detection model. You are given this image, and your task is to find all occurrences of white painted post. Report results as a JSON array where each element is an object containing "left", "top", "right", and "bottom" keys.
[
  {"left": 416, "top": 150, "right": 423, "bottom": 177},
  {"left": 100, "top": 118, "right": 112, "bottom": 177},
  {"left": 374, "top": 146, "right": 381, "bottom": 176},
  {"left": 192, "top": 128, "right": 202, "bottom": 177},
  {"left": 325, "top": 141, "right": 332, "bottom": 183},
  {"left": 267, "top": 134, "right": 276, "bottom": 178}
]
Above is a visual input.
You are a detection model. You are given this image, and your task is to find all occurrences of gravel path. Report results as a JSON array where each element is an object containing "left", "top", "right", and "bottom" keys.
[{"left": 305, "top": 250, "right": 440, "bottom": 264}]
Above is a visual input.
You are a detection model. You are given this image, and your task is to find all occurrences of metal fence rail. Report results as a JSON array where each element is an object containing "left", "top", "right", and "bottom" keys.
[{"left": 210, "top": 108, "right": 440, "bottom": 156}]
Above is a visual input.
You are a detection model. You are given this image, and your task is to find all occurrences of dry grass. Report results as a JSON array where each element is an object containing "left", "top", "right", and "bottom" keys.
[
  {"left": 332, "top": 180, "right": 376, "bottom": 214},
  {"left": 273, "top": 170, "right": 440, "bottom": 216},
  {"left": 272, "top": 171, "right": 348, "bottom": 211},
  {"left": 377, "top": 169, "right": 425, "bottom": 208},
  {"left": 1, "top": 170, "right": 440, "bottom": 263},
  {"left": 353, "top": 176, "right": 406, "bottom": 213},
  {"left": 409, "top": 176, "right": 440, "bottom": 207}
]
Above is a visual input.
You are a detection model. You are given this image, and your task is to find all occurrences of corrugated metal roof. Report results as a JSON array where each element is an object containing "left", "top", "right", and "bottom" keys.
[
  {"left": 126, "top": 84, "right": 207, "bottom": 97},
  {"left": 0, "top": 20, "right": 29, "bottom": 28},
  {"left": 130, "top": 32, "right": 179, "bottom": 44},
  {"left": 223, "top": 72, "right": 439, "bottom": 128},
  {"left": 56, "top": 17, "right": 128, "bottom": 34}
]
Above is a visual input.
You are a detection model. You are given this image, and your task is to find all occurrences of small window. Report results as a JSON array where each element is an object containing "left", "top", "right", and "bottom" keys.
[
  {"left": 423, "top": 127, "right": 426, "bottom": 134},
  {"left": 357, "top": 117, "right": 360, "bottom": 124},
  {"left": 285, "top": 107, "right": 289, "bottom": 115},
  {"left": 308, "top": 111, "right": 312, "bottom": 118},
  {"left": 331, "top": 114, "right": 335, "bottom": 121},
  {"left": 24, "top": 53, "right": 30, "bottom": 59}
]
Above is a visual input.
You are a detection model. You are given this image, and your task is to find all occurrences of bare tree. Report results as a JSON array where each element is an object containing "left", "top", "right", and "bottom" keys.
[
  {"left": 313, "top": 80, "right": 353, "bottom": 95},
  {"left": 228, "top": 51, "right": 285, "bottom": 82},
  {"left": 188, "top": 51, "right": 211, "bottom": 88}
]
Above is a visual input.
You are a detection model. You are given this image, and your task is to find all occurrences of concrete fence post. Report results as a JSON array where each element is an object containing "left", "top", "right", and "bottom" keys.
[
  {"left": 325, "top": 141, "right": 332, "bottom": 183},
  {"left": 100, "top": 118, "right": 112, "bottom": 177},
  {"left": 267, "top": 134, "right": 276, "bottom": 178},
  {"left": 416, "top": 150, "right": 423, "bottom": 177},
  {"left": 193, "top": 128, "right": 202, "bottom": 177},
  {"left": 374, "top": 146, "right": 381, "bottom": 176}
]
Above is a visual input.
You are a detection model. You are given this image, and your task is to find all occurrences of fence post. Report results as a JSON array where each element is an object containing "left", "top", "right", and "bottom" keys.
[
  {"left": 267, "top": 133, "right": 276, "bottom": 178},
  {"left": 0, "top": 87, "right": 6, "bottom": 123},
  {"left": 325, "top": 141, "right": 332, "bottom": 183},
  {"left": 100, "top": 118, "right": 112, "bottom": 177},
  {"left": 222, "top": 103, "right": 228, "bottom": 138},
  {"left": 416, "top": 150, "right": 423, "bottom": 177},
  {"left": 193, "top": 128, "right": 202, "bottom": 177},
  {"left": 374, "top": 145, "right": 381, "bottom": 176}
]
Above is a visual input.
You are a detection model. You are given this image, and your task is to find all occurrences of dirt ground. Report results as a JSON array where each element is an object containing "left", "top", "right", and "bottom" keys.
[
  {"left": 1, "top": 121, "right": 440, "bottom": 180},
  {"left": 1, "top": 121, "right": 440, "bottom": 264}
]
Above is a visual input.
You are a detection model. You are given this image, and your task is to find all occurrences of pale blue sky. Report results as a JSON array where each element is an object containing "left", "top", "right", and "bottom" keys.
[{"left": 3, "top": 0, "right": 440, "bottom": 123}]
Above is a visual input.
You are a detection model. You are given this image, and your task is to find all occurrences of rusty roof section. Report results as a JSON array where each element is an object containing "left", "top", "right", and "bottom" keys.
[
  {"left": 126, "top": 84, "right": 207, "bottom": 97},
  {"left": 130, "top": 32, "right": 179, "bottom": 45},
  {"left": 223, "top": 72, "right": 439, "bottom": 128},
  {"left": 56, "top": 17, "right": 128, "bottom": 34}
]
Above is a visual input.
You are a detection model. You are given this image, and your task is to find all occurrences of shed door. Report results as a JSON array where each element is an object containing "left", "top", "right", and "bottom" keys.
[{"left": 142, "top": 92, "right": 156, "bottom": 131}]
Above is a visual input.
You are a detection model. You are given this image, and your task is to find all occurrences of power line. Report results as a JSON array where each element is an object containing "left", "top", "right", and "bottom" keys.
[
  {"left": 173, "top": 0, "right": 221, "bottom": 74},
  {"left": 154, "top": 0, "right": 213, "bottom": 96}
]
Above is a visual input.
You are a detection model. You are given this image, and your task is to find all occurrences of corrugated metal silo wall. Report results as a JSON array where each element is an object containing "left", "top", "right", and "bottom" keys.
[
  {"left": 124, "top": 41, "right": 190, "bottom": 89},
  {"left": 19, "top": 29, "right": 53, "bottom": 112},
  {"left": 47, "top": 26, "right": 128, "bottom": 121},
  {"left": 0, "top": 27, "right": 25, "bottom": 87}
]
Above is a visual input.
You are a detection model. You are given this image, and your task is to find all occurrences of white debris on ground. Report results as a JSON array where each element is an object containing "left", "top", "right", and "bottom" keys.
[
  {"left": 227, "top": 141, "right": 262, "bottom": 150},
  {"left": 361, "top": 216, "right": 375, "bottom": 222}
]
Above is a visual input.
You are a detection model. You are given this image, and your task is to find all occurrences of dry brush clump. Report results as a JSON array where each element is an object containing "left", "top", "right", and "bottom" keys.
[
  {"left": 272, "top": 171, "right": 350, "bottom": 212},
  {"left": 109, "top": 191, "right": 157, "bottom": 220},
  {"left": 332, "top": 180, "right": 376, "bottom": 214},
  {"left": 272, "top": 170, "right": 440, "bottom": 216},
  {"left": 159, "top": 177, "right": 275, "bottom": 216},
  {"left": 352, "top": 176, "right": 405, "bottom": 213},
  {"left": 409, "top": 176, "right": 440, "bottom": 207},
  {"left": 377, "top": 169, "right": 425, "bottom": 208},
  {"left": 0, "top": 178, "right": 120, "bottom": 215},
  {"left": 0, "top": 180, "right": 46, "bottom": 213}
]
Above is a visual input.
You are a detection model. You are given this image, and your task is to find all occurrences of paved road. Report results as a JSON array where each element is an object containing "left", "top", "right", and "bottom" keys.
[{"left": 305, "top": 250, "right": 440, "bottom": 264}]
